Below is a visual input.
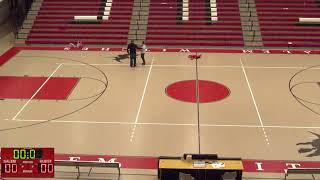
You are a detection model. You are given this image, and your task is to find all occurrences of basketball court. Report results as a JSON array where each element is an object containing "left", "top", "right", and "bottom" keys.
[{"left": 0, "top": 47, "right": 320, "bottom": 179}]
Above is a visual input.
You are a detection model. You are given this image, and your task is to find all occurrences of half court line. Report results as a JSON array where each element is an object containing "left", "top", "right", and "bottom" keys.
[{"left": 11, "top": 64, "right": 63, "bottom": 120}]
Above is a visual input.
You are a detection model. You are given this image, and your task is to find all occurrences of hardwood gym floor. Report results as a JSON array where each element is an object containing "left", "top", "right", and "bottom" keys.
[{"left": 0, "top": 48, "right": 320, "bottom": 179}]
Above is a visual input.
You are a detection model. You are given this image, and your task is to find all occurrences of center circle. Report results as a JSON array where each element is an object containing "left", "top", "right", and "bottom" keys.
[{"left": 165, "top": 80, "right": 230, "bottom": 103}]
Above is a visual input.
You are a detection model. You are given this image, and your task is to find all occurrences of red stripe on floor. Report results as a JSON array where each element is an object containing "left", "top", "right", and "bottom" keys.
[
  {"left": 53, "top": 154, "right": 320, "bottom": 173},
  {"left": 0, "top": 76, "right": 79, "bottom": 100},
  {"left": 35, "top": 77, "right": 79, "bottom": 100},
  {"left": 55, "top": 154, "right": 158, "bottom": 169},
  {"left": 0, "top": 76, "right": 46, "bottom": 99},
  {"left": 13, "top": 46, "right": 320, "bottom": 54},
  {"left": 243, "top": 159, "right": 320, "bottom": 173},
  {"left": 1, "top": 153, "right": 320, "bottom": 173},
  {"left": 0, "top": 46, "right": 318, "bottom": 59},
  {"left": 0, "top": 47, "right": 19, "bottom": 66}
]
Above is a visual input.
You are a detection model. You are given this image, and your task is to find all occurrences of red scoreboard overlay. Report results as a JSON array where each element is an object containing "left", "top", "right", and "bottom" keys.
[{"left": 0, "top": 148, "right": 54, "bottom": 178}]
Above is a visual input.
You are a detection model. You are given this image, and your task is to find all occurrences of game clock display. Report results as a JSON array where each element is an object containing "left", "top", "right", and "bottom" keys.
[{"left": 1, "top": 148, "right": 54, "bottom": 178}]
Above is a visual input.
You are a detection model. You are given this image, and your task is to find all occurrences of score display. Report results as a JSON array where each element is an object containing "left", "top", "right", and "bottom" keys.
[{"left": 1, "top": 148, "right": 54, "bottom": 178}]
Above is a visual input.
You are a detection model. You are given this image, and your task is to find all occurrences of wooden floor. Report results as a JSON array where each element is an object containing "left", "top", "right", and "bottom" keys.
[{"left": 1, "top": 48, "right": 320, "bottom": 179}]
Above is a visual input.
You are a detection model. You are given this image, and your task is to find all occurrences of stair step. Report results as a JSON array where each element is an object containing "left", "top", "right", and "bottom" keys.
[
  {"left": 238, "top": 0, "right": 263, "bottom": 48},
  {"left": 19, "top": 29, "right": 31, "bottom": 34},
  {"left": 15, "top": 39, "right": 26, "bottom": 46}
]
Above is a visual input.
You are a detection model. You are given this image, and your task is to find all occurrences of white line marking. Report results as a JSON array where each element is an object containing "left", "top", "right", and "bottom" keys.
[
  {"left": 15, "top": 56, "right": 320, "bottom": 69},
  {"left": 62, "top": 63, "right": 129, "bottom": 66},
  {"left": 11, "top": 64, "right": 63, "bottom": 120},
  {"left": 154, "top": 65, "right": 239, "bottom": 68},
  {"left": 246, "top": 66, "right": 314, "bottom": 69},
  {"left": 59, "top": 63, "right": 320, "bottom": 69},
  {"left": 61, "top": 63, "right": 240, "bottom": 68},
  {"left": 240, "top": 58, "right": 270, "bottom": 145},
  {"left": 14, "top": 119, "right": 135, "bottom": 124},
  {"left": 12, "top": 119, "right": 320, "bottom": 129},
  {"left": 240, "top": 59, "right": 264, "bottom": 126},
  {"left": 263, "top": 125, "right": 320, "bottom": 129},
  {"left": 129, "top": 57, "right": 155, "bottom": 142}
]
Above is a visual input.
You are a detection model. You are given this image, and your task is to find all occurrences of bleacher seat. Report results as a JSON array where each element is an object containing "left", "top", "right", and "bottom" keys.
[
  {"left": 255, "top": 0, "right": 320, "bottom": 48},
  {"left": 145, "top": 0, "right": 244, "bottom": 47},
  {"left": 26, "top": 0, "right": 134, "bottom": 46}
]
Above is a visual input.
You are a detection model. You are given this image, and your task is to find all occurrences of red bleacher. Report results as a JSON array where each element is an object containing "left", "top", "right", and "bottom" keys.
[
  {"left": 23, "top": 0, "right": 320, "bottom": 48},
  {"left": 26, "top": 0, "right": 134, "bottom": 46},
  {"left": 255, "top": 0, "right": 320, "bottom": 48},
  {"left": 145, "top": 0, "right": 244, "bottom": 47}
]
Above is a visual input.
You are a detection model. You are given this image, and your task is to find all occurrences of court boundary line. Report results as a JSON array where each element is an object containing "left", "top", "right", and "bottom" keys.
[
  {"left": 240, "top": 58, "right": 270, "bottom": 145},
  {"left": 10, "top": 119, "right": 320, "bottom": 129},
  {"left": 129, "top": 56, "right": 155, "bottom": 142},
  {"left": 11, "top": 64, "right": 63, "bottom": 120},
  {"left": 6, "top": 52, "right": 320, "bottom": 133}
]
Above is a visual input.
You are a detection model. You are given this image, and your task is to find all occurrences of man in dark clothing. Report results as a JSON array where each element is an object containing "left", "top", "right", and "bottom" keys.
[{"left": 127, "top": 40, "right": 138, "bottom": 67}]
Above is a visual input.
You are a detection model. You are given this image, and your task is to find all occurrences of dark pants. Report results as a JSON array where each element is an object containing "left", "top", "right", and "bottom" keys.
[
  {"left": 130, "top": 53, "right": 136, "bottom": 67},
  {"left": 141, "top": 53, "right": 145, "bottom": 64}
]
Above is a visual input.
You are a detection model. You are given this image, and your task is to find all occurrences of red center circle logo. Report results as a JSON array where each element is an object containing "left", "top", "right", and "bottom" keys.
[{"left": 165, "top": 80, "right": 230, "bottom": 103}]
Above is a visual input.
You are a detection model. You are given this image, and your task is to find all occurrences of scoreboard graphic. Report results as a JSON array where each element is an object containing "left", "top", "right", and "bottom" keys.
[{"left": 1, "top": 148, "right": 54, "bottom": 178}]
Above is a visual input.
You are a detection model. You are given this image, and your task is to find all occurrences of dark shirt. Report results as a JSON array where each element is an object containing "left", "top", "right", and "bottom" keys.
[{"left": 127, "top": 43, "right": 138, "bottom": 55}]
